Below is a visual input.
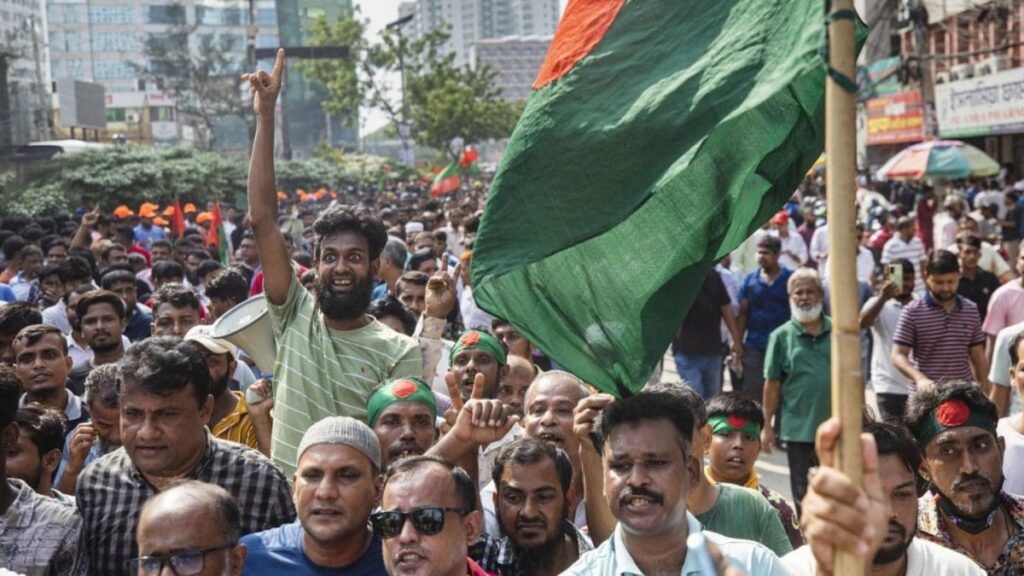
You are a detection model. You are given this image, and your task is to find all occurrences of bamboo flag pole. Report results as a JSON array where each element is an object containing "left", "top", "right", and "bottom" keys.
[{"left": 825, "top": 1, "right": 864, "bottom": 574}]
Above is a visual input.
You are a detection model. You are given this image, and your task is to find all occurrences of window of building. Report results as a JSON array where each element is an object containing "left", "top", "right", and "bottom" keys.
[
  {"left": 150, "top": 106, "right": 174, "bottom": 121},
  {"left": 89, "top": 5, "right": 135, "bottom": 25},
  {"left": 256, "top": 34, "right": 279, "bottom": 49},
  {"left": 92, "top": 31, "right": 140, "bottom": 53},
  {"left": 256, "top": 8, "right": 276, "bottom": 26},
  {"left": 94, "top": 60, "right": 136, "bottom": 79},
  {"left": 106, "top": 108, "right": 127, "bottom": 122},
  {"left": 196, "top": 6, "right": 245, "bottom": 26},
  {"left": 145, "top": 4, "right": 186, "bottom": 25}
]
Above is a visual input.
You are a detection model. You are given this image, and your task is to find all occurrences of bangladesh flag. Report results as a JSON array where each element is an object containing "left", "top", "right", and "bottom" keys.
[
  {"left": 472, "top": 0, "right": 865, "bottom": 396},
  {"left": 431, "top": 163, "right": 462, "bottom": 198}
]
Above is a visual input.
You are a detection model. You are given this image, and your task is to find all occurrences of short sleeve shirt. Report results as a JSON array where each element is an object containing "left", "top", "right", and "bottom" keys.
[
  {"left": 267, "top": 276, "right": 422, "bottom": 476},
  {"left": 893, "top": 294, "right": 985, "bottom": 382},
  {"left": 982, "top": 281, "right": 1024, "bottom": 337},
  {"left": 738, "top": 267, "right": 792, "bottom": 350},
  {"left": 674, "top": 271, "right": 730, "bottom": 356},
  {"left": 695, "top": 484, "right": 793, "bottom": 556},
  {"left": 240, "top": 522, "right": 386, "bottom": 575},
  {"left": 764, "top": 317, "right": 832, "bottom": 443}
]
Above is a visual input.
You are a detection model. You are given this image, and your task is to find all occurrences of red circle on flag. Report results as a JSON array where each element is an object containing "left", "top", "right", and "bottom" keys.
[
  {"left": 393, "top": 380, "right": 418, "bottom": 399},
  {"left": 727, "top": 415, "right": 748, "bottom": 430},
  {"left": 936, "top": 399, "right": 970, "bottom": 427}
]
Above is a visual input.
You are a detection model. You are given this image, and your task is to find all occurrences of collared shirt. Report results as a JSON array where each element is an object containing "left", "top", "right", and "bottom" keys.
[
  {"left": 474, "top": 521, "right": 593, "bottom": 575},
  {"left": 893, "top": 294, "right": 985, "bottom": 382},
  {"left": 917, "top": 491, "right": 1024, "bottom": 575},
  {"left": 0, "top": 478, "right": 86, "bottom": 576},
  {"left": 764, "top": 316, "right": 832, "bottom": 443},
  {"left": 211, "top": 391, "right": 258, "bottom": 449},
  {"left": 738, "top": 267, "right": 793, "bottom": 350},
  {"left": 561, "top": 513, "right": 787, "bottom": 575},
  {"left": 77, "top": 431, "right": 295, "bottom": 576}
]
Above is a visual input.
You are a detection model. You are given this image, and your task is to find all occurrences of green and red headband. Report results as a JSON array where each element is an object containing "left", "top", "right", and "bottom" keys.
[
  {"left": 916, "top": 398, "right": 997, "bottom": 447},
  {"left": 708, "top": 414, "right": 762, "bottom": 438},
  {"left": 448, "top": 330, "right": 506, "bottom": 367},
  {"left": 366, "top": 378, "right": 437, "bottom": 428}
]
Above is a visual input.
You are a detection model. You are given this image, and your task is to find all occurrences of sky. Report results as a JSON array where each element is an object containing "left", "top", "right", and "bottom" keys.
[{"left": 355, "top": 0, "right": 405, "bottom": 135}]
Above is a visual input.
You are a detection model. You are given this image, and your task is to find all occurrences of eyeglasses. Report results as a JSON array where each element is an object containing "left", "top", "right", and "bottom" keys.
[
  {"left": 370, "top": 506, "right": 470, "bottom": 540},
  {"left": 126, "top": 543, "right": 235, "bottom": 576}
]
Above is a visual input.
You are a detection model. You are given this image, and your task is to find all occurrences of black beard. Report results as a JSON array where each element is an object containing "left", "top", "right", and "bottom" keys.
[
  {"left": 872, "top": 520, "right": 912, "bottom": 565},
  {"left": 316, "top": 275, "right": 374, "bottom": 320},
  {"left": 210, "top": 372, "right": 231, "bottom": 397},
  {"left": 510, "top": 528, "right": 566, "bottom": 574},
  {"left": 91, "top": 338, "right": 121, "bottom": 355}
]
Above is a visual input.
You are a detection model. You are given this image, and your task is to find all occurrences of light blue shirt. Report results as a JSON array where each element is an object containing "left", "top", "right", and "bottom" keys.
[{"left": 561, "top": 513, "right": 788, "bottom": 576}]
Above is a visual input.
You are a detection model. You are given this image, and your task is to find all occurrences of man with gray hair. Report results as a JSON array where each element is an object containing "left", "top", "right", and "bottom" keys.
[
  {"left": 134, "top": 481, "right": 248, "bottom": 576},
  {"left": 373, "top": 238, "right": 409, "bottom": 301},
  {"left": 240, "top": 416, "right": 387, "bottom": 574},
  {"left": 54, "top": 362, "right": 122, "bottom": 495},
  {"left": 761, "top": 267, "right": 831, "bottom": 512}
]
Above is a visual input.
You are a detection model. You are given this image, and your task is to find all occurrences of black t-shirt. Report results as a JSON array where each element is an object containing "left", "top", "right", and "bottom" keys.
[
  {"left": 674, "top": 270, "right": 730, "bottom": 356},
  {"left": 1003, "top": 205, "right": 1021, "bottom": 240},
  {"left": 958, "top": 269, "right": 1001, "bottom": 321}
]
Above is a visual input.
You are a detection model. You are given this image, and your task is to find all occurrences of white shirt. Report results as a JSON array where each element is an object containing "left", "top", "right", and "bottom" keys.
[
  {"left": 783, "top": 538, "right": 985, "bottom": 575},
  {"left": 998, "top": 417, "right": 1024, "bottom": 497},
  {"left": 945, "top": 241, "right": 1012, "bottom": 279},
  {"left": 769, "top": 231, "right": 808, "bottom": 271},
  {"left": 810, "top": 223, "right": 829, "bottom": 276},
  {"left": 42, "top": 302, "right": 72, "bottom": 335},
  {"left": 863, "top": 295, "right": 916, "bottom": 395},
  {"left": 988, "top": 321, "right": 1023, "bottom": 415},
  {"left": 66, "top": 333, "right": 131, "bottom": 368},
  {"left": 976, "top": 189, "right": 1006, "bottom": 218},
  {"left": 880, "top": 235, "right": 926, "bottom": 294}
]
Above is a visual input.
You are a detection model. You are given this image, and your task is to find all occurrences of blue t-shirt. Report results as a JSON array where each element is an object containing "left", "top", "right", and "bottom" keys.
[
  {"left": 738, "top": 267, "right": 792, "bottom": 350},
  {"left": 133, "top": 223, "right": 166, "bottom": 249},
  {"left": 240, "top": 521, "right": 387, "bottom": 575},
  {"left": 0, "top": 283, "right": 14, "bottom": 303}
]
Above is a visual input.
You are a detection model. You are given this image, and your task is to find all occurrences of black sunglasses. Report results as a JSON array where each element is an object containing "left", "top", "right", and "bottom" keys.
[{"left": 370, "top": 506, "right": 470, "bottom": 540}]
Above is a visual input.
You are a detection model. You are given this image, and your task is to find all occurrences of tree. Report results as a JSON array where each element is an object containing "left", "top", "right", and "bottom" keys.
[
  {"left": 301, "top": 14, "right": 524, "bottom": 162},
  {"left": 135, "top": 3, "right": 252, "bottom": 150}
]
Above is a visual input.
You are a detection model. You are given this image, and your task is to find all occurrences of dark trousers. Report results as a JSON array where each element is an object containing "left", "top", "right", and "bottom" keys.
[
  {"left": 876, "top": 393, "right": 909, "bottom": 421},
  {"left": 740, "top": 346, "right": 766, "bottom": 402},
  {"left": 786, "top": 441, "right": 817, "bottom": 517}
]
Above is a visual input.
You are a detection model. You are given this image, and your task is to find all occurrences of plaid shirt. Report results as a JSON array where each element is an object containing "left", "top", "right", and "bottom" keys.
[
  {"left": 77, "top": 431, "right": 296, "bottom": 576},
  {"left": 917, "top": 491, "right": 1024, "bottom": 575},
  {"left": 472, "top": 521, "right": 593, "bottom": 576}
]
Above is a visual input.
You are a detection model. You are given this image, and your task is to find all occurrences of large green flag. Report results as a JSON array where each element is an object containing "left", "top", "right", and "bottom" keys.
[{"left": 472, "top": 0, "right": 864, "bottom": 397}]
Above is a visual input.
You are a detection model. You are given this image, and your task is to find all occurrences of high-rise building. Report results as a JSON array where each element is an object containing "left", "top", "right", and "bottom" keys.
[
  {"left": 470, "top": 35, "right": 549, "bottom": 101},
  {"left": 1, "top": 0, "right": 49, "bottom": 145},
  {"left": 406, "top": 0, "right": 559, "bottom": 68}
]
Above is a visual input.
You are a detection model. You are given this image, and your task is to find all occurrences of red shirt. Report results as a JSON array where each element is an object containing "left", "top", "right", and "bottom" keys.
[{"left": 467, "top": 558, "right": 495, "bottom": 576}]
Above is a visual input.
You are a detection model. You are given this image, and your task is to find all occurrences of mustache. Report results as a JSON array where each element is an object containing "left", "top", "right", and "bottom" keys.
[
  {"left": 618, "top": 486, "right": 664, "bottom": 506},
  {"left": 952, "top": 472, "right": 993, "bottom": 491},
  {"left": 885, "top": 520, "right": 907, "bottom": 540}
]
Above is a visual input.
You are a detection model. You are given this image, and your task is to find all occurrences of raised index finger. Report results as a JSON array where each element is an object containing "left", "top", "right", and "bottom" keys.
[
  {"left": 470, "top": 373, "right": 486, "bottom": 400},
  {"left": 270, "top": 48, "right": 286, "bottom": 82},
  {"left": 439, "top": 253, "right": 449, "bottom": 276}
]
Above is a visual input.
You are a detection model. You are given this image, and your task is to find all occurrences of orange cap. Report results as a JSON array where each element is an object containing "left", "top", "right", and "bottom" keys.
[
  {"left": 195, "top": 212, "right": 213, "bottom": 225},
  {"left": 152, "top": 216, "right": 169, "bottom": 227},
  {"left": 184, "top": 203, "right": 197, "bottom": 214},
  {"left": 113, "top": 205, "right": 134, "bottom": 219},
  {"left": 162, "top": 206, "right": 176, "bottom": 217},
  {"left": 277, "top": 191, "right": 287, "bottom": 201}
]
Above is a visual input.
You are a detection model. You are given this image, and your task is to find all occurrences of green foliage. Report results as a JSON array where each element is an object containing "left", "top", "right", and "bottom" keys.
[{"left": 301, "top": 14, "right": 524, "bottom": 161}]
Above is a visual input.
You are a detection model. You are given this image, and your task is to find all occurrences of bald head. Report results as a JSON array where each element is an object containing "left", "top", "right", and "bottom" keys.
[
  {"left": 523, "top": 371, "right": 589, "bottom": 457},
  {"left": 137, "top": 481, "right": 246, "bottom": 575},
  {"left": 525, "top": 371, "right": 588, "bottom": 407}
]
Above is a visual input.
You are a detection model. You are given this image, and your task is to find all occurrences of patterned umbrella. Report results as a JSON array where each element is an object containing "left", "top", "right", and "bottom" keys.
[{"left": 876, "top": 139, "right": 999, "bottom": 180}]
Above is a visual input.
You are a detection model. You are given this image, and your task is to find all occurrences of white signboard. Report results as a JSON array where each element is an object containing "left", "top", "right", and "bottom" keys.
[
  {"left": 935, "top": 66, "right": 1024, "bottom": 138},
  {"left": 151, "top": 121, "right": 177, "bottom": 141}
]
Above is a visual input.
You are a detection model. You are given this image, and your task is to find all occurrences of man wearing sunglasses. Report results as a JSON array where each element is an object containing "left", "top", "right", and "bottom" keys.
[
  {"left": 241, "top": 416, "right": 388, "bottom": 575},
  {"left": 134, "top": 481, "right": 247, "bottom": 576},
  {"left": 375, "top": 455, "right": 489, "bottom": 576}
]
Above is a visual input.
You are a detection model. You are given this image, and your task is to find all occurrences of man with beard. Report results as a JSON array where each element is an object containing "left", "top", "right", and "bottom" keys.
[
  {"left": 12, "top": 324, "right": 88, "bottom": 438},
  {"left": 904, "top": 380, "right": 1024, "bottom": 573},
  {"left": 893, "top": 250, "right": 988, "bottom": 391},
  {"left": 244, "top": 51, "right": 421, "bottom": 476},
  {"left": 241, "top": 417, "right": 387, "bottom": 575},
  {"left": 67, "top": 290, "right": 126, "bottom": 394},
  {"left": 762, "top": 268, "right": 831, "bottom": 511},
  {"left": 736, "top": 235, "right": 792, "bottom": 401},
  {"left": 100, "top": 268, "right": 152, "bottom": 342},
  {"left": 185, "top": 325, "right": 268, "bottom": 454},
  {"left": 787, "top": 417, "right": 986, "bottom": 576},
  {"left": 368, "top": 377, "right": 438, "bottom": 470},
  {"left": 54, "top": 363, "right": 121, "bottom": 495},
  {"left": 477, "top": 439, "right": 592, "bottom": 576},
  {"left": 562, "top": 391, "right": 786, "bottom": 575},
  {"left": 5, "top": 404, "right": 71, "bottom": 502}
]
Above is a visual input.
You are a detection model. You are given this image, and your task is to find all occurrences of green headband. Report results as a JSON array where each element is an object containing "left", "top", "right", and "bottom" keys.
[
  {"left": 916, "top": 398, "right": 997, "bottom": 447},
  {"left": 708, "top": 414, "right": 762, "bottom": 438},
  {"left": 366, "top": 377, "right": 437, "bottom": 428},
  {"left": 448, "top": 330, "right": 507, "bottom": 367}
]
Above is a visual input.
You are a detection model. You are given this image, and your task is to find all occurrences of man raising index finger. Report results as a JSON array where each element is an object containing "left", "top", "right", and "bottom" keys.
[{"left": 244, "top": 51, "right": 423, "bottom": 476}]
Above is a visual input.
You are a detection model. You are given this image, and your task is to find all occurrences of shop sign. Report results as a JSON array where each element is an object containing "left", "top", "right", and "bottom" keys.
[
  {"left": 867, "top": 90, "right": 925, "bottom": 145},
  {"left": 935, "top": 66, "right": 1024, "bottom": 137}
]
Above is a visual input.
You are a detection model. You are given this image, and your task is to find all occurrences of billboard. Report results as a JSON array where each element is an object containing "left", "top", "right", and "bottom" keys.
[
  {"left": 935, "top": 66, "right": 1024, "bottom": 137},
  {"left": 56, "top": 79, "right": 107, "bottom": 131},
  {"left": 866, "top": 90, "right": 925, "bottom": 145}
]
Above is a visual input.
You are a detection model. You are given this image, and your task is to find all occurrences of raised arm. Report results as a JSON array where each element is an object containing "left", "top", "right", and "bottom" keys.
[{"left": 243, "top": 49, "right": 293, "bottom": 305}]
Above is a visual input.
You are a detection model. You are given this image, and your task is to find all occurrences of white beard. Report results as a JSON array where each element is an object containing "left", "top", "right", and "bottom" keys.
[{"left": 791, "top": 302, "right": 822, "bottom": 324}]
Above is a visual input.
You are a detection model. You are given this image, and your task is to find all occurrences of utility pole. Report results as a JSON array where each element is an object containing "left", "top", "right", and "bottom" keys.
[
  {"left": 29, "top": 15, "right": 50, "bottom": 141},
  {"left": 387, "top": 14, "right": 415, "bottom": 167}
]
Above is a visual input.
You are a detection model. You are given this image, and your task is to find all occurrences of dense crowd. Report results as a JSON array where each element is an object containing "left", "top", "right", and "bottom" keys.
[{"left": 0, "top": 56, "right": 1021, "bottom": 576}]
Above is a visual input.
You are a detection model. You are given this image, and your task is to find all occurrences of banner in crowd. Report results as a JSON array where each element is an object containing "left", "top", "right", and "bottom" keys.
[
  {"left": 472, "top": 0, "right": 864, "bottom": 396},
  {"left": 935, "top": 66, "right": 1024, "bottom": 137},
  {"left": 866, "top": 90, "right": 925, "bottom": 145}
]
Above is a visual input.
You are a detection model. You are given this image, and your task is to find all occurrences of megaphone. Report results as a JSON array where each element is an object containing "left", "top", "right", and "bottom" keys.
[{"left": 211, "top": 294, "right": 277, "bottom": 375}]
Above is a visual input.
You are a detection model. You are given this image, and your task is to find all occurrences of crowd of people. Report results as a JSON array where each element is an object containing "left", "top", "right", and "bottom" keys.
[{"left": 0, "top": 53, "right": 1021, "bottom": 576}]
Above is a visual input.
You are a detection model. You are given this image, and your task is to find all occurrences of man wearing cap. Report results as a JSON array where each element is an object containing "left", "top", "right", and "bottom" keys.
[
  {"left": 905, "top": 380, "right": 1024, "bottom": 574},
  {"left": 240, "top": 416, "right": 387, "bottom": 575},
  {"left": 185, "top": 325, "right": 269, "bottom": 454},
  {"left": 367, "top": 377, "right": 438, "bottom": 470},
  {"left": 768, "top": 210, "right": 807, "bottom": 271},
  {"left": 134, "top": 204, "right": 166, "bottom": 250}
]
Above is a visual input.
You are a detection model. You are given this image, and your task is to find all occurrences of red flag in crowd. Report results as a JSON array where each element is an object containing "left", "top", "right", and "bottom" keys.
[{"left": 170, "top": 200, "right": 186, "bottom": 238}]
